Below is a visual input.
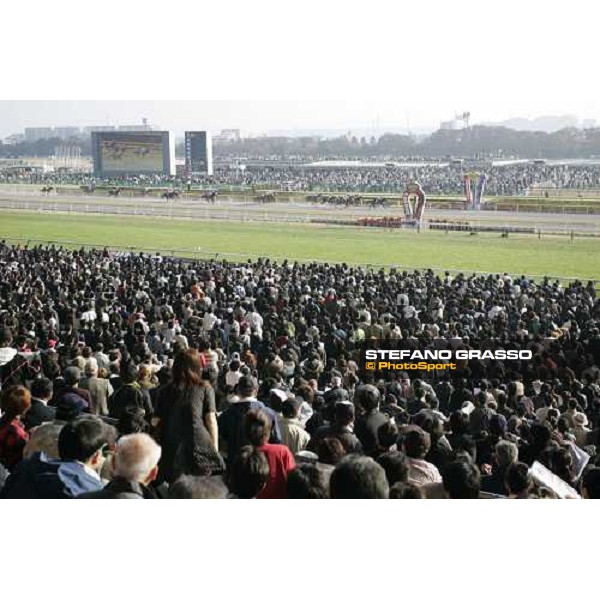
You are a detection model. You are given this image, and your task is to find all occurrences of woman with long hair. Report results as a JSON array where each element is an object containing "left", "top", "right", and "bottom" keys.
[
  {"left": 155, "top": 349, "right": 224, "bottom": 482},
  {"left": 243, "top": 408, "right": 295, "bottom": 499},
  {"left": 0, "top": 385, "right": 31, "bottom": 470}
]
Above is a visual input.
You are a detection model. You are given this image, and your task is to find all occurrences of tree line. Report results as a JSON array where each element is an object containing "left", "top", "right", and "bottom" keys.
[{"left": 3, "top": 126, "right": 600, "bottom": 160}]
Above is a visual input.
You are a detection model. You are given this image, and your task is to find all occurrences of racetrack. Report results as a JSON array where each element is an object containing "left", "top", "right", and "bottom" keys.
[{"left": 2, "top": 188, "right": 600, "bottom": 233}]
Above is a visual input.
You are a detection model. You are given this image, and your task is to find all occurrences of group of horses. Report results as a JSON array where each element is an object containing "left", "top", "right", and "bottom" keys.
[
  {"left": 305, "top": 194, "right": 390, "bottom": 208},
  {"left": 74, "top": 186, "right": 219, "bottom": 203},
  {"left": 256, "top": 192, "right": 277, "bottom": 204}
]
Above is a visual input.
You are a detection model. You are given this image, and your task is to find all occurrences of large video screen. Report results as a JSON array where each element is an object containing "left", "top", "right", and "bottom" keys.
[{"left": 99, "top": 133, "right": 164, "bottom": 173}]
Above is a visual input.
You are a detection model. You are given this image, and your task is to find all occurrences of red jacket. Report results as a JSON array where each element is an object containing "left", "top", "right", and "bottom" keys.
[
  {"left": 256, "top": 443, "right": 296, "bottom": 499},
  {"left": 0, "top": 417, "right": 29, "bottom": 470}
]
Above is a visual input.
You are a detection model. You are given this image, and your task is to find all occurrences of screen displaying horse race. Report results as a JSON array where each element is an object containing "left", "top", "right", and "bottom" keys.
[
  {"left": 99, "top": 133, "right": 164, "bottom": 173},
  {"left": 91, "top": 131, "right": 174, "bottom": 176}
]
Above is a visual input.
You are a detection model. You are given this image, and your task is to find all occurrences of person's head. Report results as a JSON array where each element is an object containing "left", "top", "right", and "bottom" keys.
[
  {"left": 0, "top": 326, "right": 14, "bottom": 348},
  {"left": 443, "top": 460, "right": 481, "bottom": 499},
  {"left": 330, "top": 455, "right": 389, "bottom": 499},
  {"left": 118, "top": 405, "right": 147, "bottom": 435},
  {"left": 334, "top": 401, "right": 355, "bottom": 427},
  {"left": 23, "top": 422, "right": 64, "bottom": 460},
  {"left": 389, "top": 481, "right": 425, "bottom": 499},
  {"left": 495, "top": 440, "right": 518, "bottom": 469},
  {"left": 377, "top": 420, "right": 399, "bottom": 450},
  {"left": 244, "top": 409, "right": 271, "bottom": 447},
  {"left": 403, "top": 426, "right": 431, "bottom": 459},
  {"left": 63, "top": 366, "right": 81, "bottom": 387},
  {"left": 376, "top": 451, "right": 410, "bottom": 486},
  {"left": 237, "top": 375, "right": 257, "bottom": 398},
  {"left": 169, "top": 475, "right": 229, "bottom": 499},
  {"left": 138, "top": 364, "right": 152, "bottom": 383},
  {"left": 119, "top": 360, "right": 138, "bottom": 385},
  {"left": 0, "top": 385, "right": 31, "bottom": 420},
  {"left": 112, "top": 433, "right": 161, "bottom": 485},
  {"left": 489, "top": 414, "right": 507, "bottom": 437},
  {"left": 31, "top": 377, "right": 53, "bottom": 402},
  {"left": 84, "top": 361, "right": 98, "bottom": 378},
  {"left": 281, "top": 398, "right": 301, "bottom": 419},
  {"left": 316, "top": 437, "right": 346, "bottom": 466},
  {"left": 57, "top": 416, "right": 110, "bottom": 472},
  {"left": 355, "top": 384, "right": 380, "bottom": 412},
  {"left": 228, "top": 446, "right": 270, "bottom": 499},
  {"left": 172, "top": 348, "right": 202, "bottom": 387},
  {"left": 450, "top": 411, "right": 470, "bottom": 436},
  {"left": 504, "top": 462, "right": 532, "bottom": 497},
  {"left": 582, "top": 468, "right": 600, "bottom": 499},
  {"left": 287, "top": 464, "right": 329, "bottom": 499}
]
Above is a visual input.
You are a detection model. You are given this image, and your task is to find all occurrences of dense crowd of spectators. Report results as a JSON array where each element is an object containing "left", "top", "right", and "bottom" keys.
[
  {"left": 1, "top": 240, "right": 599, "bottom": 499},
  {"left": 3, "top": 162, "right": 600, "bottom": 196}
]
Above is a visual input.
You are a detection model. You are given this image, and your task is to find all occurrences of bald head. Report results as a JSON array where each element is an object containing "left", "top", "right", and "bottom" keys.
[{"left": 113, "top": 433, "right": 162, "bottom": 483}]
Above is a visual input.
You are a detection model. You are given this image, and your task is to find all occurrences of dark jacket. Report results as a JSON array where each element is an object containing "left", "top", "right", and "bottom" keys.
[
  {"left": 354, "top": 410, "right": 389, "bottom": 456},
  {"left": 109, "top": 383, "right": 153, "bottom": 421},
  {"left": 78, "top": 477, "right": 153, "bottom": 499},
  {"left": 218, "top": 398, "right": 282, "bottom": 465},
  {"left": 157, "top": 384, "right": 224, "bottom": 482},
  {"left": 308, "top": 424, "right": 364, "bottom": 455},
  {"left": 0, "top": 452, "right": 103, "bottom": 499},
  {"left": 23, "top": 399, "right": 56, "bottom": 430}
]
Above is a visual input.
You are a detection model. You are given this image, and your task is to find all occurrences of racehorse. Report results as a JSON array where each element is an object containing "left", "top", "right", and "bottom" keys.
[
  {"left": 257, "top": 192, "right": 276, "bottom": 204},
  {"left": 369, "top": 197, "right": 387, "bottom": 209},
  {"left": 162, "top": 190, "right": 181, "bottom": 201},
  {"left": 40, "top": 186, "right": 54, "bottom": 195},
  {"left": 108, "top": 187, "right": 122, "bottom": 197},
  {"left": 201, "top": 190, "right": 218, "bottom": 204}
]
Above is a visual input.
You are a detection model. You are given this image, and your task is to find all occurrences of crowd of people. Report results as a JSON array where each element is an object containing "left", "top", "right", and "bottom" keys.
[
  {"left": 3, "top": 161, "right": 600, "bottom": 196},
  {"left": 1, "top": 239, "right": 600, "bottom": 499}
]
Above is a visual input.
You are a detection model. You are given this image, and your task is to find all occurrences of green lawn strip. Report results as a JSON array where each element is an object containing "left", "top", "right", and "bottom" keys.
[{"left": 0, "top": 211, "right": 598, "bottom": 280}]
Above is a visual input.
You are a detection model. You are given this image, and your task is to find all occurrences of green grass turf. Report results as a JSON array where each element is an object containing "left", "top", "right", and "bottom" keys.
[{"left": 0, "top": 211, "right": 598, "bottom": 280}]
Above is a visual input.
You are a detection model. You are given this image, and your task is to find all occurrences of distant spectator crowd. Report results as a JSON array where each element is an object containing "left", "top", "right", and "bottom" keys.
[
  {"left": 3, "top": 161, "right": 600, "bottom": 196},
  {"left": 1, "top": 240, "right": 600, "bottom": 499}
]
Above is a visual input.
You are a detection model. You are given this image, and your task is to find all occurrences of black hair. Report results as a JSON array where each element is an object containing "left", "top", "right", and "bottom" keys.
[
  {"left": 31, "top": 377, "right": 53, "bottom": 400},
  {"left": 376, "top": 451, "right": 410, "bottom": 486},
  {"left": 504, "top": 462, "right": 531, "bottom": 496},
  {"left": 169, "top": 475, "right": 229, "bottom": 499},
  {"left": 330, "top": 455, "right": 389, "bottom": 499},
  {"left": 389, "top": 481, "right": 425, "bottom": 499},
  {"left": 355, "top": 384, "right": 380, "bottom": 412},
  {"left": 287, "top": 464, "right": 328, "bottom": 499},
  {"left": 377, "top": 421, "right": 399, "bottom": 449},
  {"left": 228, "top": 446, "right": 270, "bottom": 499},
  {"left": 442, "top": 460, "right": 481, "bottom": 499},
  {"left": 582, "top": 468, "right": 600, "bottom": 499},
  {"left": 244, "top": 409, "right": 271, "bottom": 447},
  {"left": 403, "top": 426, "right": 431, "bottom": 459},
  {"left": 57, "top": 416, "right": 109, "bottom": 462},
  {"left": 317, "top": 437, "right": 346, "bottom": 466}
]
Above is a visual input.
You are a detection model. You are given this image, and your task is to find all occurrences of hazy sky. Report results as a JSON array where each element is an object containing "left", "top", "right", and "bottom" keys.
[
  {"left": 0, "top": 100, "right": 596, "bottom": 140},
  {"left": 2, "top": 1, "right": 599, "bottom": 138}
]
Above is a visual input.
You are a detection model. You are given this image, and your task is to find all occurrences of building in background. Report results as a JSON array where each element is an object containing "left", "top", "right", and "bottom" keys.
[
  {"left": 184, "top": 131, "right": 213, "bottom": 175},
  {"left": 3, "top": 134, "right": 25, "bottom": 145},
  {"left": 24, "top": 127, "right": 54, "bottom": 142},
  {"left": 54, "top": 127, "right": 81, "bottom": 139},
  {"left": 84, "top": 126, "right": 117, "bottom": 134},
  {"left": 91, "top": 131, "right": 175, "bottom": 177}
]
